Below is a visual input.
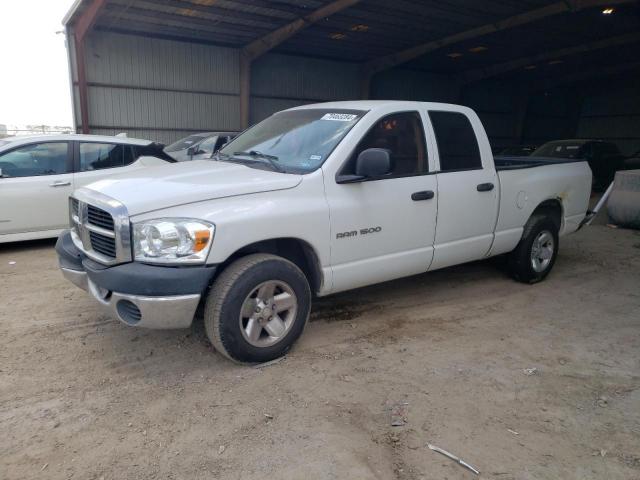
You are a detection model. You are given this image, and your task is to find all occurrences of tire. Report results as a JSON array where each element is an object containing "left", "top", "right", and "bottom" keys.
[
  {"left": 508, "top": 214, "right": 559, "bottom": 284},
  {"left": 204, "top": 253, "right": 311, "bottom": 363}
]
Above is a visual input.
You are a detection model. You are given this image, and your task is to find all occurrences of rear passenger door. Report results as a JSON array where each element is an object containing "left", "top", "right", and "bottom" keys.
[
  {"left": 73, "top": 142, "right": 137, "bottom": 189},
  {"left": 427, "top": 109, "right": 499, "bottom": 270},
  {"left": 0, "top": 141, "right": 73, "bottom": 235}
]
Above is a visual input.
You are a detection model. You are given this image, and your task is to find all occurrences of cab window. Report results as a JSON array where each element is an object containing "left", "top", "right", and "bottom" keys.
[
  {"left": 429, "top": 111, "right": 482, "bottom": 171},
  {"left": 0, "top": 142, "right": 70, "bottom": 177},
  {"left": 341, "top": 112, "right": 428, "bottom": 178}
]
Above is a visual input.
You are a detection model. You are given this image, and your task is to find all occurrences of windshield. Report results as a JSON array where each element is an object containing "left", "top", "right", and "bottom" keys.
[
  {"left": 165, "top": 134, "right": 211, "bottom": 152},
  {"left": 531, "top": 141, "right": 586, "bottom": 159},
  {"left": 218, "top": 109, "right": 366, "bottom": 173}
]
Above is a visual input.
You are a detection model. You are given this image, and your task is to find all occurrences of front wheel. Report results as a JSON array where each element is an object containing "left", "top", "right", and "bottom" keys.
[
  {"left": 508, "top": 214, "right": 559, "bottom": 284},
  {"left": 204, "top": 254, "right": 311, "bottom": 363}
]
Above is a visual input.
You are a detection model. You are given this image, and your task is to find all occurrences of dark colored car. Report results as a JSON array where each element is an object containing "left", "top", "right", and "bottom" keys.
[
  {"left": 531, "top": 139, "right": 625, "bottom": 190},
  {"left": 498, "top": 145, "right": 537, "bottom": 157},
  {"left": 624, "top": 149, "right": 640, "bottom": 170}
]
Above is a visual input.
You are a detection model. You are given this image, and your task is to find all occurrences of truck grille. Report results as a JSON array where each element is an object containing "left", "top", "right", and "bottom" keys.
[
  {"left": 71, "top": 198, "right": 79, "bottom": 218},
  {"left": 89, "top": 231, "right": 117, "bottom": 258},
  {"left": 87, "top": 205, "right": 115, "bottom": 231},
  {"left": 69, "top": 192, "right": 131, "bottom": 266}
]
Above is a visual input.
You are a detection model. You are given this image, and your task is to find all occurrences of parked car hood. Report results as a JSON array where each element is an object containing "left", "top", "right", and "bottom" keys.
[{"left": 81, "top": 160, "right": 302, "bottom": 215}]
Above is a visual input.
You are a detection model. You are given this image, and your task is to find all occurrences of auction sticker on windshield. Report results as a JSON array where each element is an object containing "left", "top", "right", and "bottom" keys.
[{"left": 321, "top": 113, "right": 358, "bottom": 121}]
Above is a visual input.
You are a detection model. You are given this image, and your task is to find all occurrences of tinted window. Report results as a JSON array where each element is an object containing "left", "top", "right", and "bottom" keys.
[
  {"left": 123, "top": 145, "right": 136, "bottom": 166},
  {"left": 80, "top": 143, "right": 124, "bottom": 171},
  {"left": 342, "top": 112, "right": 428, "bottom": 177},
  {"left": 0, "top": 142, "right": 69, "bottom": 177},
  {"left": 429, "top": 111, "right": 482, "bottom": 171}
]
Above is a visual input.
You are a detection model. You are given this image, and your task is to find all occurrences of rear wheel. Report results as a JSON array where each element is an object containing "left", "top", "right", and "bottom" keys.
[
  {"left": 204, "top": 254, "right": 311, "bottom": 363},
  {"left": 508, "top": 214, "right": 559, "bottom": 283}
]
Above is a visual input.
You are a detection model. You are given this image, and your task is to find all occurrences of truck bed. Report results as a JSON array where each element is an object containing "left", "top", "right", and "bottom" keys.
[{"left": 494, "top": 155, "right": 585, "bottom": 171}]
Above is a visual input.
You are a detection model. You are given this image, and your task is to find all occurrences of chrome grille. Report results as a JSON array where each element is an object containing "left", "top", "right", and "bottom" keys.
[
  {"left": 87, "top": 205, "right": 114, "bottom": 231},
  {"left": 89, "top": 231, "right": 117, "bottom": 258},
  {"left": 69, "top": 189, "right": 131, "bottom": 266},
  {"left": 71, "top": 198, "right": 79, "bottom": 218}
]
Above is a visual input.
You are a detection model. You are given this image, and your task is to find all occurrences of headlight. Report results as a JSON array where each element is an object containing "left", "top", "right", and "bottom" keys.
[{"left": 133, "top": 218, "right": 214, "bottom": 264}]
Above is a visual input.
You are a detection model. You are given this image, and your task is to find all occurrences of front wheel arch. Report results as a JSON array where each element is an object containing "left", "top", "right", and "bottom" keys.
[{"left": 214, "top": 237, "right": 323, "bottom": 296}]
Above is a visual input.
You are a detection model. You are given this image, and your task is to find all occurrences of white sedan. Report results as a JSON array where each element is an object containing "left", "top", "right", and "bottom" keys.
[{"left": 0, "top": 134, "right": 174, "bottom": 243}]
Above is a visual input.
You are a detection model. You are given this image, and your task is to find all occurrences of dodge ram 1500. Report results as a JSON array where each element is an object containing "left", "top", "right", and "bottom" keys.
[{"left": 56, "top": 101, "right": 592, "bottom": 363}]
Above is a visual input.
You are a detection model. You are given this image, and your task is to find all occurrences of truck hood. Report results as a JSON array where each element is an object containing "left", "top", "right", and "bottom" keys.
[{"left": 82, "top": 160, "right": 303, "bottom": 215}]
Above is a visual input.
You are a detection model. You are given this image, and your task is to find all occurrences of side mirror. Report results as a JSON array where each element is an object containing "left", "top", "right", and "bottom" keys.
[
  {"left": 355, "top": 148, "right": 392, "bottom": 177},
  {"left": 336, "top": 148, "right": 393, "bottom": 184}
]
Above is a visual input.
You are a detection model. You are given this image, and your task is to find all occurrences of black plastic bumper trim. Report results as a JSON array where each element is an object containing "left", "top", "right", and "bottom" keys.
[{"left": 56, "top": 230, "right": 218, "bottom": 296}]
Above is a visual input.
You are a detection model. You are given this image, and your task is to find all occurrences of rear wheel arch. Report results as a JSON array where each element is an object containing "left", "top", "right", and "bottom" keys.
[{"left": 530, "top": 198, "right": 563, "bottom": 232}]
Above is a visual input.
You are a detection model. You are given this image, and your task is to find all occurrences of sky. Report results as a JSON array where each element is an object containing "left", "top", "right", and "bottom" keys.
[{"left": 0, "top": 0, "right": 76, "bottom": 127}]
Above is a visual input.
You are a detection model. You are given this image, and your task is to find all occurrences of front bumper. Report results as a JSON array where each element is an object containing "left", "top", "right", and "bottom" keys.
[{"left": 56, "top": 230, "right": 217, "bottom": 329}]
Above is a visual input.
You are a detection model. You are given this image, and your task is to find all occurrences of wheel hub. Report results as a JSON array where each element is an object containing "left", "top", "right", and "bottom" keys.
[
  {"left": 239, "top": 280, "right": 298, "bottom": 347},
  {"left": 530, "top": 230, "right": 555, "bottom": 273}
]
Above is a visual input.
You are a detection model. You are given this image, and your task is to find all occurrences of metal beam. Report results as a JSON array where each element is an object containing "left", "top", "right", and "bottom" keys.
[
  {"left": 460, "top": 31, "right": 640, "bottom": 84},
  {"left": 74, "top": 0, "right": 107, "bottom": 40},
  {"left": 242, "top": 0, "right": 361, "bottom": 60},
  {"left": 73, "top": 0, "right": 107, "bottom": 134},
  {"left": 239, "top": 55, "right": 252, "bottom": 130},
  {"left": 238, "top": 0, "right": 361, "bottom": 128},
  {"left": 360, "top": 0, "right": 636, "bottom": 98}
]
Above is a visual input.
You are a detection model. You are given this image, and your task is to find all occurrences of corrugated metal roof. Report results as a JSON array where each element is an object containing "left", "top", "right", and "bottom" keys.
[{"left": 64, "top": 0, "right": 640, "bottom": 83}]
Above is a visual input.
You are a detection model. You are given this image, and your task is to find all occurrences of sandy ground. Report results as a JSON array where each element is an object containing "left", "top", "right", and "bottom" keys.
[{"left": 1, "top": 224, "right": 639, "bottom": 480}]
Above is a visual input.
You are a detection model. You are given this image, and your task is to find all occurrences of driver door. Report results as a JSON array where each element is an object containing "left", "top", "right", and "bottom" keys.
[
  {"left": 324, "top": 111, "right": 438, "bottom": 293},
  {"left": 0, "top": 141, "right": 73, "bottom": 236}
]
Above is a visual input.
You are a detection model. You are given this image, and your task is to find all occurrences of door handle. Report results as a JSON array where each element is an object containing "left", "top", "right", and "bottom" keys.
[
  {"left": 477, "top": 182, "right": 494, "bottom": 192},
  {"left": 49, "top": 181, "right": 71, "bottom": 187},
  {"left": 411, "top": 190, "right": 435, "bottom": 201}
]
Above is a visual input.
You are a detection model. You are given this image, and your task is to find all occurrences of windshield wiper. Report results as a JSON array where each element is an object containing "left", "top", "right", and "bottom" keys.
[
  {"left": 233, "top": 150, "right": 284, "bottom": 172},
  {"left": 234, "top": 150, "right": 279, "bottom": 161}
]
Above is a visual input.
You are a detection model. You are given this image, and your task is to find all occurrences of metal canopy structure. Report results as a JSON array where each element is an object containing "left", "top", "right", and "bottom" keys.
[{"left": 62, "top": 0, "right": 640, "bottom": 142}]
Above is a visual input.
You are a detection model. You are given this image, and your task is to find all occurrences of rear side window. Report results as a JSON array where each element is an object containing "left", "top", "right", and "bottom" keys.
[
  {"left": 80, "top": 143, "right": 127, "bottom": 171},
  {"left": 342, "top": 112, "right": 428, "bottom": 178},
  {"left": 429, "top": 111, "right": 482, "bottom": 171}
]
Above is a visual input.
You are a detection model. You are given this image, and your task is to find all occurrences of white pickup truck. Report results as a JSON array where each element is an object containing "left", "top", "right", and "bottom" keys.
[{"left": 57, "top": 101, "right": 592, "bottom": 363}]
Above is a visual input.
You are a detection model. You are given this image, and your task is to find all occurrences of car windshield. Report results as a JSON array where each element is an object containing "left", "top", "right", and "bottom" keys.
[
  {"left": 218, "top": 109, "right": 366, "bottom": 173},
  {"left": 531, "top": 141, "right": 585, "bottom": 159},
  {"left": 165, "top": 134, "right": 210, "bottom": 152}
]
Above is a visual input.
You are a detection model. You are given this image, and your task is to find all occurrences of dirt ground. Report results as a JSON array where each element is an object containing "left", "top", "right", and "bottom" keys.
[{"left": 1, "top": 223, "right": 639, "bottom": 480}]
